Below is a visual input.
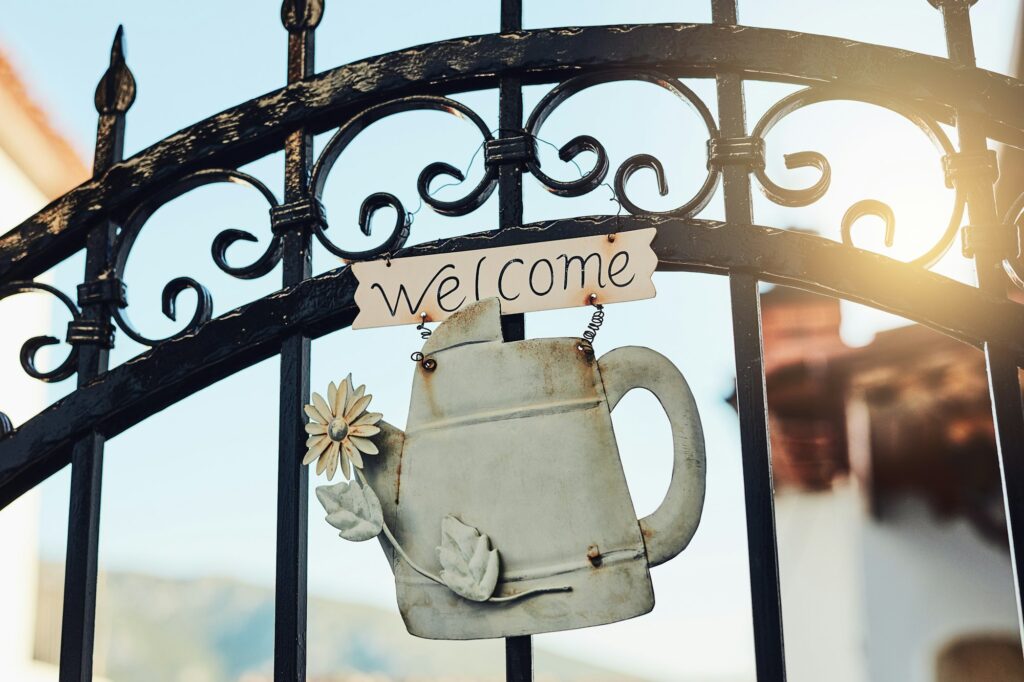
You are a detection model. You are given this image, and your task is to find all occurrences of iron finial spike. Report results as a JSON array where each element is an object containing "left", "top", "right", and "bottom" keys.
[
  {"left": 281, "top": 0, "right": 324, "bottom": 32},
  {"left": 94, "top": 24, "right": 136, "bottom": 115},
  {"left": 111, "top": 24, "right": 125, "bottom": 63}
]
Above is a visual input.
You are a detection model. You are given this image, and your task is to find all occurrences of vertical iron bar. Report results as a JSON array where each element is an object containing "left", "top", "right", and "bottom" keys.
[
  {"left": 506, "top": 635, "right": 533, "bottom": 682},
  {"left": 275, "top": 2, "right": 322, "bottom": 680},
  {"left": 936, "top": 0, "right": 1024, "bottom": 644},
  {"left": 59, "top": 27, "right": 133, "bottom": 682},
  {"left": 498, "top": 0, "right": 524, "bottom": 231},
  {"left": 729, "top": 274, "right": 786, "bottom": 681},
  {"left": 499, "top": 1, "right": 531, "bottom": 681},
  {"left": 712, "top": 1, "right": 787, "bottom": 679}
]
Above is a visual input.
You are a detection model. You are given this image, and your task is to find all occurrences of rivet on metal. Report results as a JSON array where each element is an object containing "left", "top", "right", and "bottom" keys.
[{"left": 416, "top": 312, "right": 432, "bottom": 340}]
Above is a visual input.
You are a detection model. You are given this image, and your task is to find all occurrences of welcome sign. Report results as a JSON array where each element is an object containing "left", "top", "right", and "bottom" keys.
[{"left": 351, "top": 228, "right": 658, "bottom": 329}]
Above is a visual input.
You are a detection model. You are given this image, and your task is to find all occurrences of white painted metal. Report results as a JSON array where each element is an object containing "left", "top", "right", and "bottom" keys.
[
  {"left": 360, "top": 297, "right": 707, "bottom": 639},
  {"left": 351, "top": 229, "right": 658, "bottom": 329}
]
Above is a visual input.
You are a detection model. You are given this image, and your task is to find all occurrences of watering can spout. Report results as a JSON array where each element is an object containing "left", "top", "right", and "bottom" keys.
[
  {"left": 355, "top": 298, "right": 505, "bottom": 571},
  {"left": 360, "top": 420, "right": 405, "bottom": 570}
]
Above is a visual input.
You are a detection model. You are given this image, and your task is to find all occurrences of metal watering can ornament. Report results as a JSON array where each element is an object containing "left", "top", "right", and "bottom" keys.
[{"left": 304, "top": 297, "right": 706, "bottom": 640}]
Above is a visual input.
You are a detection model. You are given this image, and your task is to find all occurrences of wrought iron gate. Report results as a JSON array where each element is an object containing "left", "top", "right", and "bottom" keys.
[{"left": 2, "top": 0, "right": 1024, "bottom": 679}]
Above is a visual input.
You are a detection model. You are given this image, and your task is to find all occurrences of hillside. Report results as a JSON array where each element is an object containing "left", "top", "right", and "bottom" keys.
[{"left": 35, "top": 563, "right": 649, "bottom": 682}]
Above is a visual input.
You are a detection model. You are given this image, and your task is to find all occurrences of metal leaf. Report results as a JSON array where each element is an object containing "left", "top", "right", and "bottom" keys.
[
  {"left": 315, "top": 478, "right": 383, "bottom": 542},
  {"left": 436, "top": 515, "right": 500, "bottom": 602}
]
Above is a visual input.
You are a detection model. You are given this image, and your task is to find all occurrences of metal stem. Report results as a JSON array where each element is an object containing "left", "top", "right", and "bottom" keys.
[{"left": 354, "top": 470, "right": 570, "bottom": 602}]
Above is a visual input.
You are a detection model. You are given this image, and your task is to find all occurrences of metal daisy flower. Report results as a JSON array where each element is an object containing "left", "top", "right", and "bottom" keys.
[{"left": 302, "top": 374, "right": 382, "bottom": 480}]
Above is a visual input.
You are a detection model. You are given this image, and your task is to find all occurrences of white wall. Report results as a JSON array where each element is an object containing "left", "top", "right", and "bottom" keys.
[
  {"left": 776, "top": 482, "right": 868, "bottom": 682},
  {"left": 0, "top": 146, "right": 58, "bottom": 681},
  {"left": 776, "top": 479, "right": 1020, "bottom": 682},
  {"left": 862, "top": 499, "right": 1020, "bottom": 682}
]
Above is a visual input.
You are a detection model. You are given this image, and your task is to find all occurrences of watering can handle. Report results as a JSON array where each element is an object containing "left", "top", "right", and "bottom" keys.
[{"left": 599, "top": 346, "right": 707, "bottom": 568}]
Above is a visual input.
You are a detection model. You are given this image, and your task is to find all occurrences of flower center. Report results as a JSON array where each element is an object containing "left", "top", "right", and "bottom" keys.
[{"left": 327, "top": 418, "right": 349, "bottom": 442}]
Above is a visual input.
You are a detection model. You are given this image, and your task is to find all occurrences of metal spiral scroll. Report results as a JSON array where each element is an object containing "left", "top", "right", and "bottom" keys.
[
  {"left": 309, "top": 96, "right": 499, "bottom": 262},
  {"left": 415, "top": 313, "right": 432, "bottom": 340},
  {"left": 524, "top": 70, "right": 720, "bottom": 217},
  {"left": 751, "top": 85, "right": 966, "bottom": 269},
  {"left": 111, "top": 168, "right": 280, "bottom": 346},
  {"left": 999, "top": 193, "right": 1024, "bottom": 290},
  {"left": 0, "top": 281, "right": 82, "bottom": 382}
]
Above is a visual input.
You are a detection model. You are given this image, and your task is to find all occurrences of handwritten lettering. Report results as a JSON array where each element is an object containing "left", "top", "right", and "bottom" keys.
[
  {"left": 498, "top": 258, "right": 524, "bottom": 301},
  {"left": 370, "top": 264, "right": 456, "bottom": 317},
  {"left": 558, "top": 253, "right": 604, "bottom": 290},
  {"left": 352, "top": 229, "right": 657, "bottom": 329},
  {"left": 608, "top": 251, "right": 634, "bottom": 288}
]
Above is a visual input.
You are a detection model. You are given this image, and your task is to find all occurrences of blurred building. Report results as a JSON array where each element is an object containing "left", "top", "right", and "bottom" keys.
[
  {"left": 0, "top": 47, "right": 91, "bottom": 682},
  {"left": 758, "top": 286, "right": 1023, "bottom": 682}
]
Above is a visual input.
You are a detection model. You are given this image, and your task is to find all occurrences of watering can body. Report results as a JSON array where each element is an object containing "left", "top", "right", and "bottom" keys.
[{"left": 362, "top": 298, "right": 706, "bottom": 640}]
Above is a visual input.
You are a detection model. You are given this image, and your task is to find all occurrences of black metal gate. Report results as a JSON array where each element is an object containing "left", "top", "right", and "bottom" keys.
[{"left": 2, "top": 0, "right": 1024, "bottom": 680}]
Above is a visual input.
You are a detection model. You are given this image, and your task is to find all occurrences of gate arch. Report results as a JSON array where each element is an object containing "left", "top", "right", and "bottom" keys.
[{"left": 1, "top": 1, "right": 1023, "bottom": 680}]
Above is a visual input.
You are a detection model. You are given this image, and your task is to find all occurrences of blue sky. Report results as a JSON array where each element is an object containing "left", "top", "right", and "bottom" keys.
[{"left": 0, "top": 1, "right": 1020, "bottom": 679}]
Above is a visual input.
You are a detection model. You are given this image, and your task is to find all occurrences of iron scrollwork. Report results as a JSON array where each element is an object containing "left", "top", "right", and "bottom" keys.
[
  {"left": 13, "top": 73, "right": 995, "bottom": 365},
  {"left": 524, "top": 70, "right": 721, "bottom": 217},
  {"left": 0, "top": 281, "right": 82, "bottom": 382},
  {"left": 308, "top": 96, "right": 499, "bottom": 261},
  {"left": 111, "top": 168, "right": 280, "bottom": 346},
  {"left": 750, "top": 85, "right": 966, "bottom": 269},
  {"left": 998, "top": 193, "right": 1024, "bottom": 289}
]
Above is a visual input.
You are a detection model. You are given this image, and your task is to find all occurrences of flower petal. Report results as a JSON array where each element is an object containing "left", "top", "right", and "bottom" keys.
[
  {"left": 349, "top": 424, "right": 380, "bottom": 438},
  {"left": 340, "top": 443, "right": 352, "bottom": 480},
  {"left": 327, "top": 382, "right": 338, "bottom": 410},
  {"left": 302, "top": 436, "right": 330, "bottom": 465},
  {"left": 306, "top": 435, "right": 321, "bottom": 447},
  {"left": 346, "top": 383, "right": 366, "bottom": 415},
  {"left": 305, "top": 422, "right": 326, "bottom": 435},
  {"left": 316, "top": 451, "right": 329, "bottom": 476},
  {"left": 312, "top": 392, "right": 334, "bottom": 422},
  {"left": 349, "top": 435, "right": 379, "bottom": 455},
  {"left": 303, "top": 404, "right": 327, "bottom": 424},
  {"left": 326, "top": 445, "right": 339, "bottom": 480},
  {"left": 353, "top": 411, "right": 382, "bottom": 426},
  {"left": 345, "top": 394, "right": 372, "bottom": 422},
  {"left": 335, "top": 375, "right": 352, "bottom": 417},
  {"left": 343, "top": 439, "right": 364, "bottom": 470}
]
